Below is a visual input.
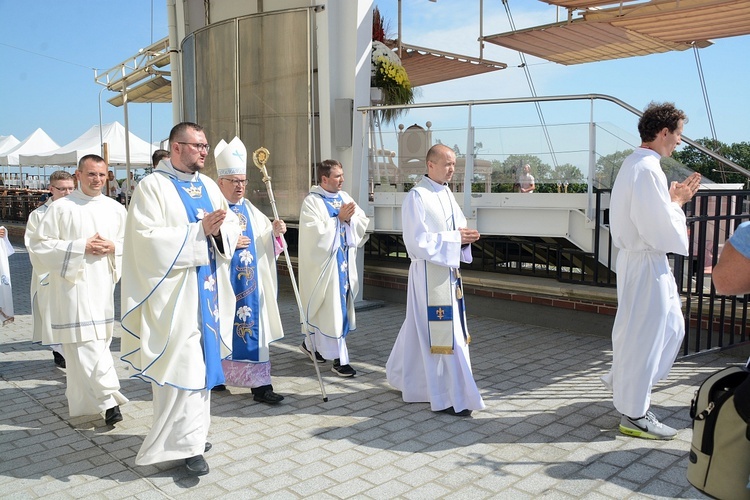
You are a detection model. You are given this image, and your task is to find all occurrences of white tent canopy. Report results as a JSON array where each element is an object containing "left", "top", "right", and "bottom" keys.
[
  {"left": 0, "top": 128, "right": 59, "bottom": 166},
  {"left": 0, "top": 135, "right": 20, "bottom": 155},
  {"left": 19, "top": 122, "right": 155, "bottom": 167}
]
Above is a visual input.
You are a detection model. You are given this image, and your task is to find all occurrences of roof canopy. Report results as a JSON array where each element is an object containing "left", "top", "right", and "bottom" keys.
[
  {"left": 0, "top": 129, "right": 59, "bottom": 166},
  {"left": 540, "top": 0, "right": 639, "bottom": 7},
  {"left": 0, "top": 135, "right": 20, "bottom": 155},
  {"left": 96, "top": 38, "right": 171, "bottom": 105},
  {"left": 19, "top": 122, "right": 155, "bottom": 167},
  {"left": 394, "top": 43, "right": 507, "bottom": 87},
  {"left": 483, "top": 0, "right": 750, "bottom": 65}
]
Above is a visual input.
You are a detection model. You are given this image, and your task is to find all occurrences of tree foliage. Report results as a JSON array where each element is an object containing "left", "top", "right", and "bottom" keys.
[
  {"left": 483, "top": 138, "right": 750, "bottom": 193},
  {"left": 490, "top": 155, "right": 584, "bottom": 192},
  {"left": 673, "top": 138, "right": 750, "bottom": 186},
  {"left": 595, "top": 149, "right": 632, "bottom": 189}
]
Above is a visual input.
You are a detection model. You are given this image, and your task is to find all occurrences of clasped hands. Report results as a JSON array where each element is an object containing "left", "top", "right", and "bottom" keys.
[
  {"left": 201, "top": 209, "right": 226, "bottom": 238},
  {"left": 337, "top": 202, "right": 356, "bottom": 224},
  {"left": 670, "top": 172, "right": 701, "bottom": 207},
  {"left": 459, "top": 227, "right": 480, "bottom": 245},
  {"left": 85, "top": 233, "right": 115, "bottom": 256}
]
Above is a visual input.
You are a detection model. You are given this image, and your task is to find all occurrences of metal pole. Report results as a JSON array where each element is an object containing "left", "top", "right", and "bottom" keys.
[
  {"left": 587, "top": 98, "right": 596, "bottom": 220},
  {"left": 463, "top": 105, "right": 474, "bottom": 218},
  {"left": 98, "top": 86, "right": 106, "bottom": 156},
  {"left": 123, "top": 90, "right": 132, "bottom": 207},
  {"left": 397, "top": 0, "right": 402, "bottom": 59},
  {"left": 252, "top": 147, "right": 328, "bottom": 402}
]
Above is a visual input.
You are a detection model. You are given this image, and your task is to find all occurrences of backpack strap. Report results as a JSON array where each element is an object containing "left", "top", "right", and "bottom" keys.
[{"left": 733, "top": 371, "right": 750, "bottom": 424}]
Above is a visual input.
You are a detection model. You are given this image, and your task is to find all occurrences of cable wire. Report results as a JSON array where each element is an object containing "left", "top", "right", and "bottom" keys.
[
  {"left": 501, "top": 0, "right": 559, "bottom": 169},
  {"left": 692, "top": 43, "right": 723, "bottom": 181},
  {"left": 0, "top": 42, "right": 97, "bottom": 71}
]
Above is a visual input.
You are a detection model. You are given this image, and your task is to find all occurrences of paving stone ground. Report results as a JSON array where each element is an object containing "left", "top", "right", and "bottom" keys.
[{"left": 1, "top": 244, "right": 743, "bottom": 499}]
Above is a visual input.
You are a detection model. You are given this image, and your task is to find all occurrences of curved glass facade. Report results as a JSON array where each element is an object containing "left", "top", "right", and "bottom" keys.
[{"left": 182, "top": 9, "right": 313, "bottom": 219}]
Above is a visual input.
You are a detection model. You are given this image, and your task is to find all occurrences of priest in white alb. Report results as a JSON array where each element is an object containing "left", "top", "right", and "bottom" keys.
[
  {"left": 298, "top": 159, "right": 369, "bottom": 377},
  {"left": 27, "top": 155, "right": 128, "bottom": 425},
  {"left": 25, "top": 170, "right": 75, "bottom": 368},
  {"left": 386, "top": 144, "right": 484, "bottom": 417},
  {"left": 121, "top": 122, "right": 240, "bottom": 476}
]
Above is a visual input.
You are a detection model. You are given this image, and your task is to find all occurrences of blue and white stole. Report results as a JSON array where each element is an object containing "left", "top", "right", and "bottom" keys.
[
  {"left": 316, "top": 192, "right": 350, "bottom": 337},
  {"left": 169, "top": 174, "right": 225, "bottom": 389},
  {"left": 228, "top": 202, "right": 262, "bottom": 361},
  {"left": 414, "top": 176, "right": 469, "bottom": 354}
]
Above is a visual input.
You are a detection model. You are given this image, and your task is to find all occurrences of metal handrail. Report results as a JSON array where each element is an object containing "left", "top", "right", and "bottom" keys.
[{"left": 357, "top": 93, "right": 750, "bottom": 179}]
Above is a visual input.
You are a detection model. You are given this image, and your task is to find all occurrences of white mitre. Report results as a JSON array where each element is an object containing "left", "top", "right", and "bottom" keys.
[{"left": 214, "top": 136, "right": 247, "bottom": 176}]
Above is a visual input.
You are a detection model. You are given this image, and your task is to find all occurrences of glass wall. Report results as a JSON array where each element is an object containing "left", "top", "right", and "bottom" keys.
[
  {"left": 195, "top": 19, "right": 237, "bottom": 166},
  {"left": 238, "top": 10, "right": 311, "bottom": 218},
  {"left": 182, "top": 9, "right": 312, "bottom": 219}
]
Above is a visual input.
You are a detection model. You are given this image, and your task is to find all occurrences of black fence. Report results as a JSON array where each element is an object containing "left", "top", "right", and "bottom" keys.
[
  {"left": 676, "top": 189, "right": 750, "bottom": 355},
  {"left": 363, "top": 188, "right": 750, "bottom": 355},
  {"left": 364, "top": 233, "right": 613, "bottom": 282}
]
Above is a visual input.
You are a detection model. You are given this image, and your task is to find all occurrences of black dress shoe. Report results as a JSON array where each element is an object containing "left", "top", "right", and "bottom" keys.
[
  {"left": 211, "top": 384, "right": 226, "bottom": 392},
  {"left": 185, "top": 455, "right": 209, "bottom": 476},
  {"left": 204, "top": 442, "right": 212, "bottom": 453},
  {"left": 253, "top": 390, "right": 285, "bottom": 404},
  {"left": 105, "top": 405, "right": 123, "bottom": 425},
  {"left": 440, "top": 407, "right": 472, "bottom": 417},
  {"left": 53, "top": 351, "right": 66, "bottom": 368}
]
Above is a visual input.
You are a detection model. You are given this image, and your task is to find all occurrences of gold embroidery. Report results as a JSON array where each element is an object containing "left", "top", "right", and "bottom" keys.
[
  {"left": 430, "top": 346, "right": 454, "bottom": 355},
  {"left": 183, "top": 184, "right": 203, "bottom": 198}
]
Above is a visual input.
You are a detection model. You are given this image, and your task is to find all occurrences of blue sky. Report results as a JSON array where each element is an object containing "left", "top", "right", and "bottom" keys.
[
  {"left": 1, "top": 1, "right": 748, "bottom": 149},
  {"left": 376, "top": 0, "right": 750, "bottom": 148},
  {"left": 0, "top": 0, "right": 172, "bottom": 147}
]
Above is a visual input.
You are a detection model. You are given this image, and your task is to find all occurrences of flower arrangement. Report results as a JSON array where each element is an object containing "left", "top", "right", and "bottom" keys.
[{"left": 371, "top": 10, "right": 414, "bottom": 124}]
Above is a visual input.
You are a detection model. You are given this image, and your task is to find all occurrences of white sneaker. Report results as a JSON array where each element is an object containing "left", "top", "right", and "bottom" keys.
[{"left": 619, "top": 411, "right": 677, "bottom": 440}]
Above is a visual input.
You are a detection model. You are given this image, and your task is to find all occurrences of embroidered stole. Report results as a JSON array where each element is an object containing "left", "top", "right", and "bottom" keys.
[
  {"left": 413, "top": 178, "right": 468, "bottom": 354},
  {"left": 316, "top": 192, "right": 350, "bottom": 337},
  {"left": 169, "top": 175, "right": 225, "bottom": 389},
  {"left": 228, "top": 202, "right": 262, "bottom": 361}
]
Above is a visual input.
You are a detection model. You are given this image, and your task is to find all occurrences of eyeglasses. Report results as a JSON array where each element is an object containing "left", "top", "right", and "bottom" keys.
[
  {"left": 50, "top": 186, "right": 74, "bottom": 192},
  {"left": 177, "top": 142, "right": 211, "bottom": 152},
  {"left": 221, "top": 178, "right": 248, "bottom": 186}
]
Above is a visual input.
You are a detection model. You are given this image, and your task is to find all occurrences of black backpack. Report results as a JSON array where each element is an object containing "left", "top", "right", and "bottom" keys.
[{"left": 687, "top": 365, "right": 750, "bottom": 499}]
